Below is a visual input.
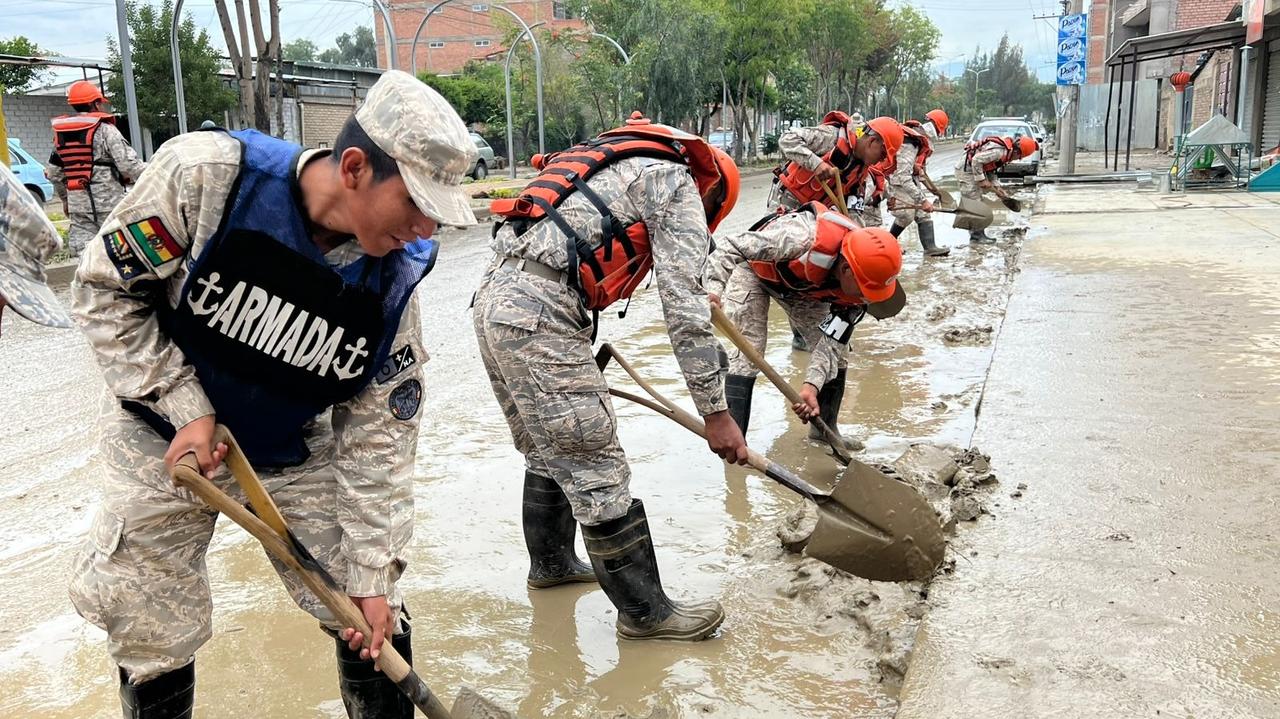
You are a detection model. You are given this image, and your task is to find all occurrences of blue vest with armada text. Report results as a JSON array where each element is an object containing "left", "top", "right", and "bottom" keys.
[{"left": 133, "top": 129, "right": 436, "bottom": 467}]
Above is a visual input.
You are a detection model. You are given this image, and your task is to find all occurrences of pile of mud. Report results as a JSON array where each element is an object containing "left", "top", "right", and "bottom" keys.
[{"left": 775, "top": 445, "right": 1005, "bottom": 689}]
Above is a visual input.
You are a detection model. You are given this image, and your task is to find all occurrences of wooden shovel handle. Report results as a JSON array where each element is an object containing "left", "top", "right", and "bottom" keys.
[
  {"left": 170, "top": 456, "right": 454, "bottom": 719},
  {"left": 709, "top": 306, "right": 851, "bottom": 465}
]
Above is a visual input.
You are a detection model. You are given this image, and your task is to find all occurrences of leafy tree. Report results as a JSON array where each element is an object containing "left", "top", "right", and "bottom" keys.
[
  {"left": 419, "top": 61, "right": 504, "bottom": 125},
  {"left": 0, "top": 36, "right": 54, "bottom": 92},
  {"left": 106, "top": 0, "right": 236, "bottom": 134},
  {"left": 283, "top": 38, "right": 318, "bottom": 62},
  {"left": 318, "top": 26, "right": 377, "bottom": 67}
]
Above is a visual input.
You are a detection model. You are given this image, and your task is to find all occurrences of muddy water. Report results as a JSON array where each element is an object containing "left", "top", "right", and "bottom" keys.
[{"left": 0, "top": 151, "right": 1029, "bottom": 717}]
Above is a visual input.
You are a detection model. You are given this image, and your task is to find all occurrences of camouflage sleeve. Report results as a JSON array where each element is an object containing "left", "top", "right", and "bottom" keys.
[
  {"left": 1, "top": 166, "right": 62, "bottom": 262},
  {"left": 890, "top": 144, "right": 917, "bottom": 187},
  {"left": 805, "top": 329, "right": 843, "bottom": 388},
  {"left": 99, "top": 124, "right": 147, "bottom": 183},
  {"left": 779, "top": 125, "right": 838, "bottom": 172},
  {"left": 331, "top": 295, "right": 424, "bottom": 597},
  {"left": 70, "top": 134, "right": 237, "bottom": 429},
  {"left": 705, "top": 212, "right": 816, "bottom": 298},
  {"left": 46, "top": 154, "right": 67, "bottom": 200},
  {"left": 631, "top": 162, "right": 727, "bottom": 416},
  {"left": 972, "top": 147, "right": 1007, "bottom": 184}
]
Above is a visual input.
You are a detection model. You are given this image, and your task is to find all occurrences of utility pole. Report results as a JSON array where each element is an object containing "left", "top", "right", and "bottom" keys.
[{"left": 1058, "top": 0, "right": 1082, "bottom": 174}]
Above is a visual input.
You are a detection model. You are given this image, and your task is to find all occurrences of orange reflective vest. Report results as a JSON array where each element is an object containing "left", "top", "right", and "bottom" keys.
[
  {"left": 51, "top": 112, "right": 115, "bottom": 191},
  {"left": 902, "top": 120, "right": 934, "bottom": 174},
  {"left": 774, "top": 111, "right": 870, "bottom": 204},
  {"left": 963, "top": 136, "right": 1015, "bottom": 175},
  {"left": 747, "top": 202, "right": 864, "bottom": 306},
  {"left": 491, "top": 124, "right": 723, "bottom": 312}
]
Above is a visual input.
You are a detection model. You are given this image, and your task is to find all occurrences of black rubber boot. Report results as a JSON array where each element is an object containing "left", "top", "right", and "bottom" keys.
[
  {"left": 807, "top": 369, "right": 865, "bottom": 452},
  {"left": 582, "top": 499, "right": 724, "bottom": 641},
  {"left": 337, "top": 622, "right": 415, "bottom": 719},
  {"left": 969, "top": 228, "right": 996, "bottom": 245},
  {"left": 119, "top": 663, "right": 195, "bottom": 719},
  {"left": 918, "top": 221, "right": 950, "bottom": 257},
  {"left": 889, "top": 222, "right": 907, "bottom": 238},
  {"left": 791, "top": 327, "right": 810, "bottom": 351},
  {"left": 523, "top": 471, "right": 596, "bottom": 589},
  {"left": 724, "top": 374, "right": 756, "bottom": 436}
]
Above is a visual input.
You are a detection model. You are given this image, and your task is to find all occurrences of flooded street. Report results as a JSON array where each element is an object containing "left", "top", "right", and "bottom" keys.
[{"left": 0, "top": 145, "right": 1038, "bottom": 718}]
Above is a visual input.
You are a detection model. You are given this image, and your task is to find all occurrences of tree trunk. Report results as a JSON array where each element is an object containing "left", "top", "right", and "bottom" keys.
[
  {"left": 232, "top": 0, "right": 255, "bottom": 127},
  {"left": 213, "top": 0, "right": 251, "bottom": 128}
]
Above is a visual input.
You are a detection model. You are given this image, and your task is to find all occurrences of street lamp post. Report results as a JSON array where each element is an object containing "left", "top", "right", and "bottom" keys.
[
  {"left": 965, "top": 66, "right": 991, "bottom": 126},
  {"left": 504, "top": 21, "right": 544, "bottom": 179},
  {"left": 588, "top": 31, "right": 630, "bottom": 122}
]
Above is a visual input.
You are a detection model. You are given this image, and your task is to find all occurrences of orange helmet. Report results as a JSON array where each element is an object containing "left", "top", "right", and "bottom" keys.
[
  {"left": 925, "top": 109, "right": 949, "bottom": 136},
  {"left": 840, "top": 227, "right": 902, "bottom": 303},
  {"left": 1015, "top": 136, "right": 1038, "bottom": 158},
  {"left": 863, "top": 117, "right": 904, "bottom": 163},
  {"left": 67, "top": 81, "right": 105, "bottom": 106},
  {"left": 706, "top": 146, "right": 739, "bottom": 232}
]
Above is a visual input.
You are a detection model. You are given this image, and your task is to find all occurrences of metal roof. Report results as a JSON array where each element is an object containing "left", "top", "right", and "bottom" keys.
[{"left": 1105, "top": 21, "right": 1245, "bottom": 65}]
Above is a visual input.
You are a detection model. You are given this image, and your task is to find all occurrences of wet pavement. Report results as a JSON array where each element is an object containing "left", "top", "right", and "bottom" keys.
[
  {"left": 0, "top": 144, "right": 1041, "bottom": 718},
  {"left": 897, "top": 186, "right": 1280, "bottom": 718}
]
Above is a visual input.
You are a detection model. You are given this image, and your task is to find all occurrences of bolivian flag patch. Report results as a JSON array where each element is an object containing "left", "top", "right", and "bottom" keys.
[{"left": 119, "top": 216, "right": 184, "bottom": 268}]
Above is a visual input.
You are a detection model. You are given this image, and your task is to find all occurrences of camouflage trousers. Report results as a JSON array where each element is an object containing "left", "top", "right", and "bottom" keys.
[
  {"left": 471, "top": 260, "right": 631, "bottom": 527},
  {"left": 889, "top": 183, "right": 929, "bottom": 226},
  {"left": 68, "top": 410, "right": 405, "bottom": 683},
  {"left": 67, "top": 211, "right": 102, "bottom": 256},
  {"left": 722, "top": 266, "right": 848, "bottom": 378},
  {"left": 957, "top": 175, "right": 987, "bottom": 203}
]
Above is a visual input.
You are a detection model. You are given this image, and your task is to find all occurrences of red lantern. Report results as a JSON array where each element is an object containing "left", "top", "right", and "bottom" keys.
[{"left": 1170, "top": 72, "right": 1191, "bottom": 91}]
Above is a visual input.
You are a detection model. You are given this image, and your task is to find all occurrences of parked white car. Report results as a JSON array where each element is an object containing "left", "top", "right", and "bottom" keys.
[{"left": 969, "top": 117, "right": 1041, "bottom": 177}]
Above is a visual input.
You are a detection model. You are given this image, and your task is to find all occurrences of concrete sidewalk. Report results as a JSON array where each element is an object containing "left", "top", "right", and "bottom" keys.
[{"left": 896, "top": 185, "right": 1280, "bottom": 717}]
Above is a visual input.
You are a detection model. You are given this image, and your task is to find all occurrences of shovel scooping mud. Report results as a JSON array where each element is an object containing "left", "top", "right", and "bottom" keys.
[
  {"left": 170, "top": 427, "right": 512, "bottom": 719},
  {"left": 595, "top": 343, "right": 945, "bottom": 582}
]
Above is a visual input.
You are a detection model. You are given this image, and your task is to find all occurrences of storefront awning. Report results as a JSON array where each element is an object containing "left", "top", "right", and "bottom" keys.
[{"left": 1106, "top": 21, "right": 1245, "bottom": 65}]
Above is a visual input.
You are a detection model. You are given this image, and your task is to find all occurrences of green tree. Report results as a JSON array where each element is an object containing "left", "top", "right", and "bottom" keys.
[
  {"left": 419, "top": 61, "right": 504, "bottom": 125},
  {"left": 283, "top": 38, "right": 318, "bottom": 62},
  {"left": 0, "top": 36, "right": 54, "bottom": 92},
  {"left": 107, "top": 0, "right": 236, "bottom": 134},
  {"left": 318, "top": 26, "right": 377, "bottom": 67}
]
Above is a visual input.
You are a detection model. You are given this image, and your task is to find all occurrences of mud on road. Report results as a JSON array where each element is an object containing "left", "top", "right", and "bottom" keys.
[{"left": 0, "top": 168, "right": 1036, "bottom": 718}]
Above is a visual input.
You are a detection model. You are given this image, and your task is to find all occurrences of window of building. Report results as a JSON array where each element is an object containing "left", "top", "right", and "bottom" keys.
[
  {"left": 428, "top": 40, "right": 445, "bottom": 48},
  {"left": 552, "top": 1, "right": 575, "bottom": 19},
  {"left": 471, "top": 3, "right": 488, "bottom": 10},
  {"left": 474, "top": 39, "right": 491, "bottom": 47}
]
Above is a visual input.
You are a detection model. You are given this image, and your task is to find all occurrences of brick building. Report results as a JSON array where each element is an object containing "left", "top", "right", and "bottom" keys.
[{"left": 376, "top": 0, "right": 587, "bottom": 76}]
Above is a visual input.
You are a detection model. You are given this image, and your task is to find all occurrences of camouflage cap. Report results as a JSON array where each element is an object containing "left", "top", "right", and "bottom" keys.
[
  {"left": 356, "top": 70, "right": 478, "bottom": 227},
  {"left": 0, "top": 166, "right": 72, "bottom": 329}
]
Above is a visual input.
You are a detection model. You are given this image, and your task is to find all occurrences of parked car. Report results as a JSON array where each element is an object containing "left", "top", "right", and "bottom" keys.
[
  {"left": 969, "top": 118, "right": 1041, "bottom": 177},
  {"left": 1029, "top": 122, "right": 1048, "bottom": 145},
  {"left": 468, "top": 132, "right": 495, "bottom": 180},
  {"left": 708, "top": 129, "right": 737, "bottom": 156},
  {"left": 6, "top": 138, "right": 55, "bottom": 203}
]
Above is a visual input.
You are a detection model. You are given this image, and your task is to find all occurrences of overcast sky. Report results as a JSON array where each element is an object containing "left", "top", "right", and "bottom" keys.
[{"left": 1, "top": 0, "right": 1060, "bottom": 86}]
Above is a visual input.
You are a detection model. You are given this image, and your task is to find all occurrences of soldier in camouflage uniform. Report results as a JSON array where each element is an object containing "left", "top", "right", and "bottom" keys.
[
  {"left": 772, "top": 115, "right": 902, "bottom": 351},
  {"left": 707, "top": 206, "right": 905, "bottom": 454},
  {"left": 956, "top": 134, "right": 1037, "bottom": 244},
  {"left": 47, "top": 81, "right": 146, "bottom": 256},
  {"left": 472, "top": 119, "right": 747, "bottom": 643},
  {"left": 887, "top": 110, "right": 950, "bottom": 258},
  {"left": 0, "top": 164, "right": 74, "bottom": 335},
  {"left": 68, "top": 70, "right": 476, "bottom": 718}
]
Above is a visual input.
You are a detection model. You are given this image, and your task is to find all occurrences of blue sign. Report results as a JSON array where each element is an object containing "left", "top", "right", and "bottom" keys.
[
  {"left": 1056, "top": 13, "right": 1088, "bottom": 85},
  {"left": 1057, "top": 61, "right": 1086, "bottom": 85}
]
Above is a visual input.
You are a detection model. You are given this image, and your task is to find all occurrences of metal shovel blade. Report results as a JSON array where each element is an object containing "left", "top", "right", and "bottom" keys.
[
  {"left": 951, "top": 196, "right": 994, "bottom": 231},
  {"left": 803, "top": 461, "right": 946, "bottom": 582}
]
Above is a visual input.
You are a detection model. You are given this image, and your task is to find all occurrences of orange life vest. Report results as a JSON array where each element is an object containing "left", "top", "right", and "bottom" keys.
[
  {"left": 774, "top": 111, "right": 870, "bottom": 204},
  {"left": 747, "top": 202, "right": 865, "bottom": 307},
  {"left": 51, "top": 112, "right": 115, "bottom": 191},
  {"left": 963, "top": 136, "right": 1015, "bottom": 175},
  {"left": 902, "top": 120, "right": 934, "bottom": 174},
  {"left": 491, "top": 122, "right": 725, "bottom": 312}
]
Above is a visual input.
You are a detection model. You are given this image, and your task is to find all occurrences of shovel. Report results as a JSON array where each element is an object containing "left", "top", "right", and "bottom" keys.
[
  {"left": 999, "top": 195, "right": 1023, "bottom": 212},
  {"left": 710, "top": 305, "right": 857, "bottom": 463},
  {"left": 594, "top": 343, "right": 944, "bottom": 582},
  {"left": 902, "top": 199, "right": 992, "bottom": 227},
  {"left": 170, "top": 426, "right": 512, "bottom": 719},
  {"left": 819, "top": 177, "right": 851, "bottom": 217},
  {"left": 919, "top": 169, "right": 954, "bottom": 208}
]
